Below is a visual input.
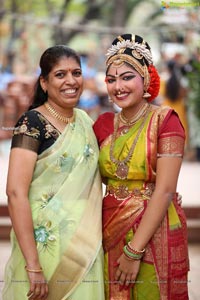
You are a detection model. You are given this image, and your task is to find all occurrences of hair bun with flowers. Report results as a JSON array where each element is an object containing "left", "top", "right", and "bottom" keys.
[{"left": 147, "top": 65, "right": 160, "bottom": 102}]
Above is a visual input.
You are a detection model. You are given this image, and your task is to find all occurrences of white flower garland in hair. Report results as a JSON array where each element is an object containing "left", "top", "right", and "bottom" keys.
[{"left": 106, "top": 40, "right": 153, "bottom": 65}]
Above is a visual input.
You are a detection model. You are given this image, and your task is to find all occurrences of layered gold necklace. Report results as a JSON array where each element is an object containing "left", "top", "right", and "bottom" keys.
[
  {"left": 44, "top": 102, "right": 75, "bottom": 124},
  {"left": 119, "top": 102, "right": 149, "bottom": 126},
  {"left": 110, "top": 104, "right": 150, "bottom": 180}
]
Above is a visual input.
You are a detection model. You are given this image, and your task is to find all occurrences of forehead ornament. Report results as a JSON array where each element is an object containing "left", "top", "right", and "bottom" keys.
[{"left": 106, "top": 40, "right": 153, "bottom": 65}]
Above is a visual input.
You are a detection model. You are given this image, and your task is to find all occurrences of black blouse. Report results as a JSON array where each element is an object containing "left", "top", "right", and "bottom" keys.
[{"left": 11, "top": 110, "right": 60, "bottom": 155}]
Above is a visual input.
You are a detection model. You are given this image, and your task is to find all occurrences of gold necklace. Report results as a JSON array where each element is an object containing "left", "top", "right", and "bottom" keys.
[
  {"left": 44, "top": 102, "right": 75, "bottom": 124},
  {"left": 120, "top": 103, "right": 149, "bottom": 126},
  {"left": 110, "top": 105, "right": 150, "bottom": 180}
]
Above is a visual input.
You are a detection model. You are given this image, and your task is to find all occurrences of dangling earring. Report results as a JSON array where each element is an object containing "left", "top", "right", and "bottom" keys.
[{"left": 143, "top": 92, "right": 151, "bottom": 98}]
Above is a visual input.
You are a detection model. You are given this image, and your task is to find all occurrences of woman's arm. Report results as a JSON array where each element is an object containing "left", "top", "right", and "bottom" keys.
[
  {"left": 7, "top": 147, "right": 48, "bottom": 299},
  {"left": 115, "top": 155, "right": 183, "bottom": 286}
]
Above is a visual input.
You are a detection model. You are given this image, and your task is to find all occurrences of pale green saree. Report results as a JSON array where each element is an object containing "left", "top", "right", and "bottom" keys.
[{"left": 3, "top": 109, "right": 105, "bottom": 300}]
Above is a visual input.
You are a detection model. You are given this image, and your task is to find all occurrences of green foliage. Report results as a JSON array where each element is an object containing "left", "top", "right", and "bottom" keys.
[
  {"left": 187, "top": 60, "right": 200, "bottom": 120},
  {"left": 4, "top": 0, "right": 86, "bottom": 16},
  {"left": 5, "top": 0, "right": 46, "bottom": 15}
]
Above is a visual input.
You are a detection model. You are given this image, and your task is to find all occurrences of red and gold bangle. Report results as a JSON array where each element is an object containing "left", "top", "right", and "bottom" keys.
[{"left": 127, "top": 242, "right": 146, "bottom": 254}]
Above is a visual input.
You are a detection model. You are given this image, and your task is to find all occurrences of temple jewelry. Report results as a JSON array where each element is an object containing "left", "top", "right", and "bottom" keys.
[
  {"left": 106, "top": 40, "right": 153, "bottom": 65},
  {"left": 119, "top": 103, "right": 149, "bottom": 126},
  {"left": 25, "top": 266, "right": 43, "bottom": 273},
  {"left": 44, "top": 102, "right": 75, "bottom": 124},
  {"left": 143, "top": 92, "right": 151, "bottom": 98},
  {"left": 110, "top": 105, "right": 150, "bottom": 180}
]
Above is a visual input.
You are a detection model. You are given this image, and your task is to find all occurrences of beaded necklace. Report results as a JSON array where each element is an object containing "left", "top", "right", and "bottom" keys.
[
  {"left": 44, "top": 102, "right": 75, "bottom": 124},
  {"left": 110, "top": 104, "right": 150, "bottom": 180}
]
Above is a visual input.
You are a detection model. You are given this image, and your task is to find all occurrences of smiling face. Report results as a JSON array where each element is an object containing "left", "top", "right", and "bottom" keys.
[
  {"left": 40, "top": 56, "right": 83, "bottom": 111},
  {"left": 105, "top": 63, "right": 145, "bottom": 111}
]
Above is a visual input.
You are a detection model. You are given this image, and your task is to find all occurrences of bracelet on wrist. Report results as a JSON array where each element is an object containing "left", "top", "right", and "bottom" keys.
[
  {"left": 123, "top": 245, "right": 143, "bottom": 260},
  {"left": 124, "top": 251, "right": 140, "bottom": 261},
  {"left": 127, "top": 242, "right": 146, "bottom": 254},
  {"left": 25, "top": 266, "right": 43, "bottom": 273}
]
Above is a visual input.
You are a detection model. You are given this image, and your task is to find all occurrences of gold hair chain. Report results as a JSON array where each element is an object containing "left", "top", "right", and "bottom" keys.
[{"left": 44, "top": 102, "right": 75, "bottom": 124}]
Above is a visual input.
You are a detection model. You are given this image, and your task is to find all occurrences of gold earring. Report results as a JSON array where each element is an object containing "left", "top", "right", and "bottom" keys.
[{"left": 143, "top": 92, "right": 151, "bottom": 98}]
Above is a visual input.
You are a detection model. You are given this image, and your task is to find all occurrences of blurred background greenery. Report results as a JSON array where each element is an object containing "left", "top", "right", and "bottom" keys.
[
  {"left": 0, "top": 0, "right": 199, "bottom": 74},
  {"left": 0, "top": 0, "right": 200, "bottom": 159}
]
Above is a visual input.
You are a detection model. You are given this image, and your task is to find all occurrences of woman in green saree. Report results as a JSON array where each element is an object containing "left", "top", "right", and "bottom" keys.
[
  {"left": 3, "top": 46, "right": 104, "bottom": 300},
  {"left": 93, "top": 34, "right": 189, "bottom": 300}
]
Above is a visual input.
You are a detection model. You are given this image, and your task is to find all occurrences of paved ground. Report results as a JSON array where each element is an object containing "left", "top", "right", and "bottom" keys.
[{"left": 0, "top": 141, "right": 200, "bottom": 299}]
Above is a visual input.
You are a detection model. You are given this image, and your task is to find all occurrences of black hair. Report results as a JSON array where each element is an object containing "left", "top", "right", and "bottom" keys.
[{"left": 29, "top": 45, "right": 81, "bottom": 109}]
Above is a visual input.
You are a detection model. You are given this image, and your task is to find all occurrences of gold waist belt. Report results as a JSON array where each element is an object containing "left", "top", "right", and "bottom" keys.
[{"left": 106, "top": 182, "right": 155, "bottom": 200}]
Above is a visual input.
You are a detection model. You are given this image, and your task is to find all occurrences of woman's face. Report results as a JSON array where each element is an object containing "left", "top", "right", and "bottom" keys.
[
  {"left": 105, "top": 63, "right": 144, "bottom": 109},
  {"left": 40, "top": 56, "right": 83, "bottom": 110}
]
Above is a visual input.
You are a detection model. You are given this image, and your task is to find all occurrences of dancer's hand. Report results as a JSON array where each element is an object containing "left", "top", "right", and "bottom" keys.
[{"left": 114, "top": 253, "right": 141, "bottom": 290}]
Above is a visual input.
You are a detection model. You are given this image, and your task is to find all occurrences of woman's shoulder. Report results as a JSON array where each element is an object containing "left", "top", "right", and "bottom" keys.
[
  {"left": 75, "top": 108, "right": 94, "bottom": 124},
  {"left": 98, "top": 111, "right": 115, "bottom": 119},
  {"left": 150, "top": 105, "right": 185, "bottom": 136},
  {"left": 150, "top": 104, "right": 174, "bottom": 124},
  {"left": 93, "top": 111, "right": 115, "bottom": 132},
  {"left": 151, "top": 104, "right": 172, "bottom": 116},
  {"left": 16, "top": 109, "right": 43, "bottom": 125},
  {"left": 95, "top": 111, "right": 115, "bottom": 125},
  {"left": 13, "top": 110, "right": 46, "bottom": 138},
  {"left": 93, "top": 112, "right": 115, "bottom": 145}
]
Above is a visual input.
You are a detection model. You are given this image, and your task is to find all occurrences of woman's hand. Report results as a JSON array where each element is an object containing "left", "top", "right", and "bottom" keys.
[
  {"left": 27, "top": 272, "right": 48, "bottom": 300},
  {"left": 114, "top": 254, "right": 141, "bottom": 290}
]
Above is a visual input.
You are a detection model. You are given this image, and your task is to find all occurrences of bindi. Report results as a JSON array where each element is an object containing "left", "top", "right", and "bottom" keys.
[{"left": 114, "top": 69, "right": 120, "bottom": 78}]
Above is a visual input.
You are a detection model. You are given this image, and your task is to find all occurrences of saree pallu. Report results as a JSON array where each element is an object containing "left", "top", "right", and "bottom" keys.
[
  {"left": 94, "top": 106, "right": 189, "bottom": 300},
  {"left": 3, "top": 109, "right": 105, "bottom": 300}
]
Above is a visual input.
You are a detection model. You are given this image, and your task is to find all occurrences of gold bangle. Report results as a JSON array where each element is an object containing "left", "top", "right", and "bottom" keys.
[{"left": 25, "top": 266, "right": 43, "bottom": 273}]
